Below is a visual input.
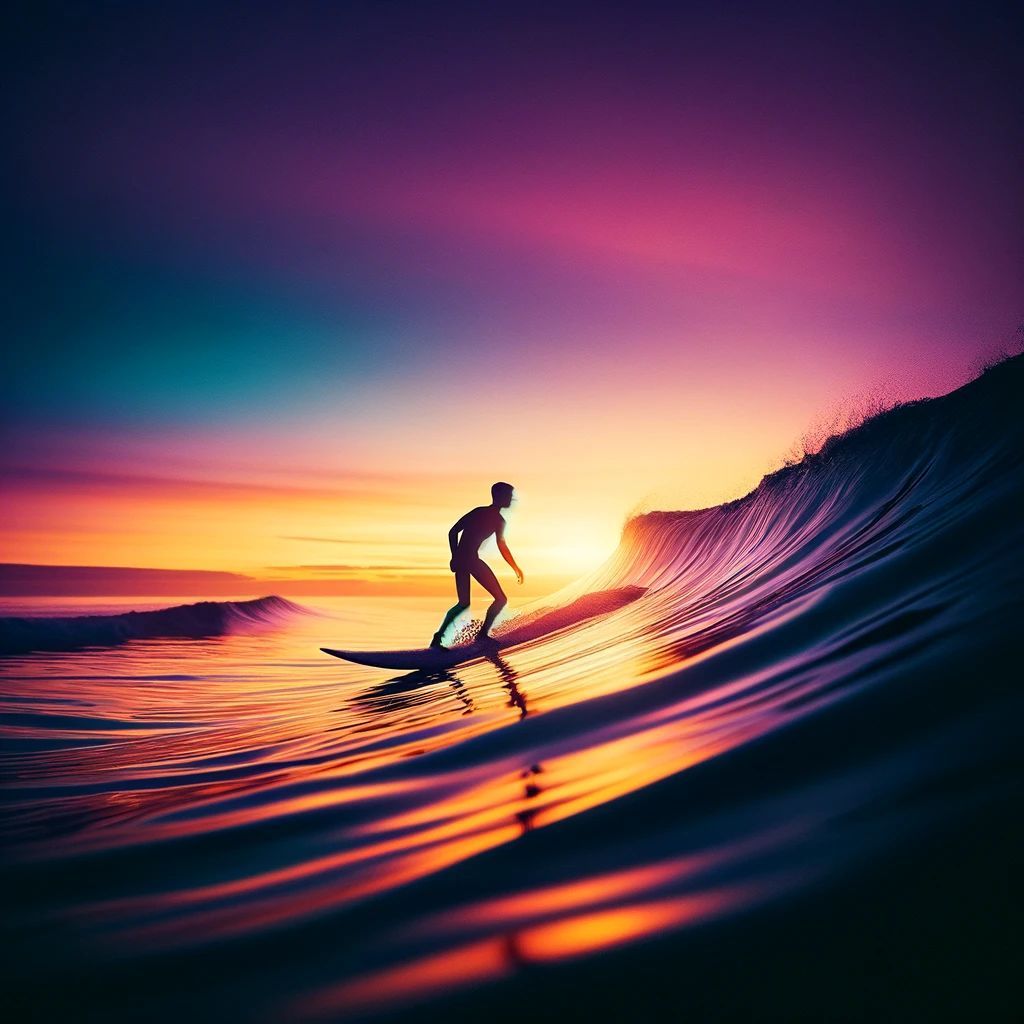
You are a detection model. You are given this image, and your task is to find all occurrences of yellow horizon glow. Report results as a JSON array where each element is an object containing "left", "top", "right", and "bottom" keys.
[
  {"left": 4, "top": 338, "right": 878, "bottom": 594},
  {"left": 1, "top": 443, "right": 782, "bottom": 586}
]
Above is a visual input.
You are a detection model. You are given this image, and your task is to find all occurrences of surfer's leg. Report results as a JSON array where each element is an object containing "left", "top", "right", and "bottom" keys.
[
  {"left": 433, "top": 570, "right": 471, "bottom": 646},
  {"left": 471, "top": 559, "right": 507, "bottom": 638}
]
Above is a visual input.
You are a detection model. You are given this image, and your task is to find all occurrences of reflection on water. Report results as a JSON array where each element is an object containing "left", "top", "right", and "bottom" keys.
[
  {"left": 0, "top": 593, "right": 833, "bottom": 1012},
  {"left": 489, "top": 653, "right": 529, "bottom": 719},
  {"left": 3, "top": 575, "right": 1016, "bottom": 1024}
]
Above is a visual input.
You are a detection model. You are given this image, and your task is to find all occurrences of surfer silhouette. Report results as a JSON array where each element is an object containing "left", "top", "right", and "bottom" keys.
[{"left": 431, "top": 481, "right": 523, "bottom": 648}]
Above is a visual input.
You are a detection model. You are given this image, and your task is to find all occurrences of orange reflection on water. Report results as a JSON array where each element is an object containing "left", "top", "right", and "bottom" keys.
[
  {"left": 296, "top": 885, "right": 752, "bottom": 1019},
  {"left": 88, "top": 705, "right": 772, "bottom": 950},
  {"left": 516, "top": 888, "right": 744, "bottom": 960},
  {"left": 299, "top": 937, "right": 512, "bottom": 1019},
  {"left": 7, "top": 593, "right": 811, "bottom": 998},
  {"left": 348, "top": 713, "right": 764, "bottom": 855},
  {"left": 419, "top": 856, "right": 712, "bottom": 931},
  {"left": 96, "top": 820, "right": 523, "bottom": 947}
]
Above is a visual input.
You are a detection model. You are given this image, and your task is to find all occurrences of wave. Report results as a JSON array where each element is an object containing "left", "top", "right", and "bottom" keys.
[
  {"left": 0, "top": 595, "right": 305, "bottom": 656},
  {"left": 303, "top": 355, "right": 1020, "bottom": 1016},
  {"left": 585, "top": 352, "right": 1023, "bottom": 644},
  {"left": 446, "top": 585, "right": 647, "bottom": 648}
]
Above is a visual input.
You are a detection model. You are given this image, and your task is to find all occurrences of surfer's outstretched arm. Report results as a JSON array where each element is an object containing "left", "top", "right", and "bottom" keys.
[{"left": 496, "top": 522, "right": 524, "bottom": 584}]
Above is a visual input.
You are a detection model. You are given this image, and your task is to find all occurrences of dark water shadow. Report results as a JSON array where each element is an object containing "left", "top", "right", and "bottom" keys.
[
  {"left": 354, "top": 666, "right": 476, "bottom": 715},
  {"left": 484, "top": 652, "right": 529, "bottom": 720},
  {"left": 352, "top": 652, "right": 532, "bottom": 724}
]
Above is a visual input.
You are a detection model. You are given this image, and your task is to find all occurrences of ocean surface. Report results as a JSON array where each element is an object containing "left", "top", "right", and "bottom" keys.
[{"left": 3, "top": 356, "right": 1022, "bottom": 1022}]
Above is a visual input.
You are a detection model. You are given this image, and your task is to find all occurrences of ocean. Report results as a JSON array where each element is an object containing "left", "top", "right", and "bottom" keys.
[{"left": 3, "top": 356, "right": 1022, "bottom": 1021}]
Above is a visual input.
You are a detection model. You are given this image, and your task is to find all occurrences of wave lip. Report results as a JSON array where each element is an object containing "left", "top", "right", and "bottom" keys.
[{"left": 0, "top": 595, "right": 304, "bottom": 656}]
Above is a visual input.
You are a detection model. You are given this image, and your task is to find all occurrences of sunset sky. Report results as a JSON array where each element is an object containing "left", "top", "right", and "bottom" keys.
[{"left": 3, "top": 1, "right": 1020, "bottom": 595}]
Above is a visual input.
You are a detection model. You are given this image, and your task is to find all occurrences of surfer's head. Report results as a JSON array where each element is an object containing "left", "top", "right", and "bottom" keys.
[{"left": 491, "top": 481, "right": 515, "bottom": 509}]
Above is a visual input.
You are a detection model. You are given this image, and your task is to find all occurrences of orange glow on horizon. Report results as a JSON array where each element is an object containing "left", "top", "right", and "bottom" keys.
[{"left": 2, "top": 387, "right": 812, "bottom": 595}]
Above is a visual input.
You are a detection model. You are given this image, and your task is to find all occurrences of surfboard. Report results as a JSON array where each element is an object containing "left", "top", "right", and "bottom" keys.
[{"left": 320, "top": 642, "right": 497, "bottom": 671}]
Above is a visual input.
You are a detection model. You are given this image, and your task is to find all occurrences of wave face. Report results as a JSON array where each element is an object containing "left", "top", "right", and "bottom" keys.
[
  {"left": 2, "top": 357, "right": 1022, "bottom": 1023},
  {"left": 0, "top": 595, "right": 304, "bottom": 655},
  {"left": 584, "top": 353, "right": 1024, "bottom": 666}
]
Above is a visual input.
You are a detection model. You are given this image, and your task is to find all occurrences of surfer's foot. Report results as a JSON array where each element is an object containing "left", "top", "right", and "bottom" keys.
[
  {"left": 430, "top": 632, "right": 445, "bottom": 649},
  {"left": 478, "top": 632, "right": 499, "bottom": 647}
]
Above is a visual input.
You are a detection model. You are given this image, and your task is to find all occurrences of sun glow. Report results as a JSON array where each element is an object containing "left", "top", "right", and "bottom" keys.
[{"left": 542, "top": 535, "right": 619, "bottom": 577}]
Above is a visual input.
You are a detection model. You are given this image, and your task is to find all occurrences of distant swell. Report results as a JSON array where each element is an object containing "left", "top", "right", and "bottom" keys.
[{"left": 0, "top": 595, "right": 305, "bottom": 656}]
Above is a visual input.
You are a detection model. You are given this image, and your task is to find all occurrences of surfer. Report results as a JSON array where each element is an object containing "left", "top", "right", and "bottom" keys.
[{"left": 431, "top": 481, "right": 524, "bottom": 648}]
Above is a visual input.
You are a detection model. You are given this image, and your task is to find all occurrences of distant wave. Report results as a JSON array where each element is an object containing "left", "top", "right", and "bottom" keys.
[{"left": 0, "top": 595, "right": 305, "bottom": 656}]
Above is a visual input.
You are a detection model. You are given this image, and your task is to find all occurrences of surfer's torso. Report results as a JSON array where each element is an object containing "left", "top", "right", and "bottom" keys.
[{"left": 453, "top": 505, "right": 504, "bottom": 565}]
